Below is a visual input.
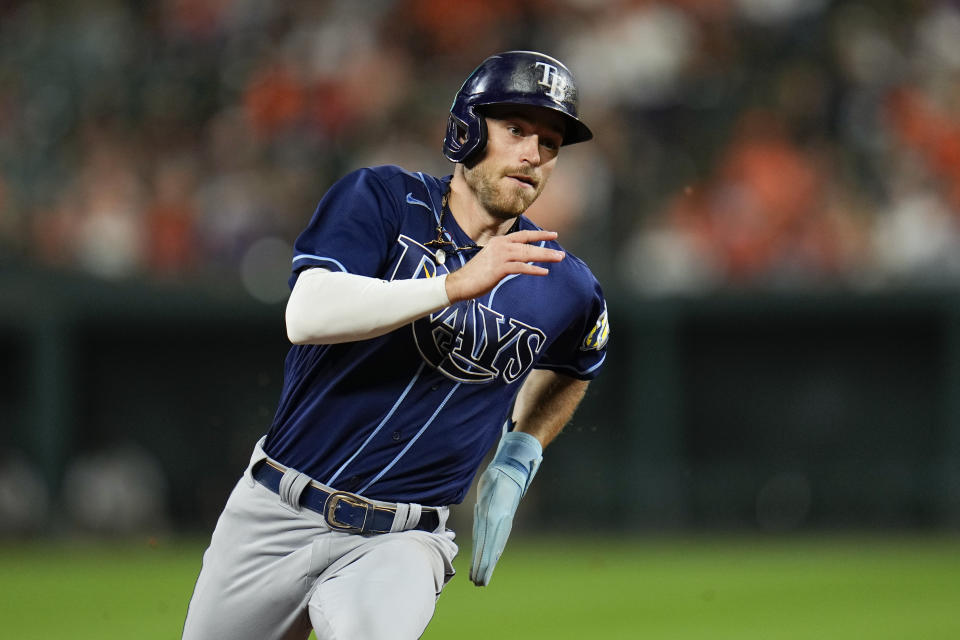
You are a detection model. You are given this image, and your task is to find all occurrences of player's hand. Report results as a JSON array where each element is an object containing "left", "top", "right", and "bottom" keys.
[
  {"left": 470, "top": 431, "right": 543, "bottom": 587},
  {"left": 445, "top": 230, "right": 564, "bottom": 303}
]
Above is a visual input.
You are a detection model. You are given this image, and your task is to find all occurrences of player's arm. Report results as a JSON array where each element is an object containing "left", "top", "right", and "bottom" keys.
[
  {"left": 286, "top": 229, "right": 564, "bottom": 345},
  {"left": 511, "top": 368, "right": 589, "bottom": 448},
  {"left": 470, "top": 370, "right": 589, "bottom": 587},
  {"left": 285, "top": 268, "right": 451, "bottom": 344}
]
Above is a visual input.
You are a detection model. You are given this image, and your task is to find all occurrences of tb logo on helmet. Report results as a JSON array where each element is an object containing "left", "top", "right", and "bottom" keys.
[{"left": 534, "top": 62, "right": 567, "bottom": 101}]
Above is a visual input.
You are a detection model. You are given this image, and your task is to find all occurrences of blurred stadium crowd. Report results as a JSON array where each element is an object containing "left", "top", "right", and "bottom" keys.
[
  {"left": 5, "top": 0, "right": 960, "bottom": 537},
  {"left": 3, "top": 0, "right": 960, "bottom": 298}
]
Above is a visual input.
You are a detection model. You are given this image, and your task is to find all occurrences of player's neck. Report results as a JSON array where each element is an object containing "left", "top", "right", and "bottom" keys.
[{"left": 448, "top": 171, "right": 518, "bottom": 245}]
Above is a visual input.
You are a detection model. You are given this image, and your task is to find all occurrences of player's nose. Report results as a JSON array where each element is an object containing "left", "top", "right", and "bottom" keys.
[{"left": 518, "top": 134, "right": 542, "bottom": 166}]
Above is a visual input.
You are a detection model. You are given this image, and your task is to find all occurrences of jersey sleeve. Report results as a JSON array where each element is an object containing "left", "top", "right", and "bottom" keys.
[
  {"left": 536, "top": 278, "right": 610, "bottom": 380},
  {"left": 289, "top": 167, "right": 401, "bottom": 287}
]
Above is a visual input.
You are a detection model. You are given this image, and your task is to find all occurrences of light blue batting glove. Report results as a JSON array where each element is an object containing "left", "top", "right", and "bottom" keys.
[{"left": 470, "top": 430, "right": 543, "bottom": 586}]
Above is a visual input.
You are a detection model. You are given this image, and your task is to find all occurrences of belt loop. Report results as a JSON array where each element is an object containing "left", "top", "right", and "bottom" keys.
[
  {"left": 389, "top": 503, "right": 421, "bottom": 532},
  {"left": 406, "top": 503, "right": 423, "bottom": 530},
  {"left": 390, "top": 503, "right": 410, "bottom": 533},
  {"left": 433, "top": 506, "right": 448, "bottom": 532},
  {"left": 278, "top": 468, "right": 312, "bottom": 511}
]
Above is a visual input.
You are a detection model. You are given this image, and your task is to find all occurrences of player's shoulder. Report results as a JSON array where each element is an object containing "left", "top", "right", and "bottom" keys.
[
  {"left": 517, "top": 216, "right": 601, "bottom": 291},
  {"left": 353, "top": 165, "right": 445, "bottom": 192},
  {"left": 331, "top": 165, "right": 447, "bottom": 211}
]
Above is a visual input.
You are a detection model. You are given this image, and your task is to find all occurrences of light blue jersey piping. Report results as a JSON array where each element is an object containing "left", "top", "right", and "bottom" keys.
[
  {"left": 325, "top": 362, "right": 426, "bottom": 485},
  {"left": 358, "top": 382, "right": 461, "bottom": 494}
]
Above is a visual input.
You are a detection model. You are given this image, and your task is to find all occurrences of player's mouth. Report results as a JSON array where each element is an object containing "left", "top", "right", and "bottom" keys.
[{"left": 506, "top": 173, "right": 538, "bottom": 189}]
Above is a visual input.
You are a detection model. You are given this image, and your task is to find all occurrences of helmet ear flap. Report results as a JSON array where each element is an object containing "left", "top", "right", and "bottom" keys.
[
  {"left": 469, "top": 113, "right": 488, "bottom": 164},
  {"left": 443, "top": 106, "right": 487, "bottom": 163},
  {"left": 444, "top": 115, "right": 468, "bottom": 155}
]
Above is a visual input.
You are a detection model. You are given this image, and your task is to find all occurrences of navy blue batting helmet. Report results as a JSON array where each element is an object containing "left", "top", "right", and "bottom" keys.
[{"left": 442, "top": 51, "right": 593, "bottom": 163}]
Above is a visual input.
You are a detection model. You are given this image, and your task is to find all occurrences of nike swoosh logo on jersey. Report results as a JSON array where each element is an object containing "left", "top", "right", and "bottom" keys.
[{"left": 405, "top": 193, "right": 432, "bottom": 211}]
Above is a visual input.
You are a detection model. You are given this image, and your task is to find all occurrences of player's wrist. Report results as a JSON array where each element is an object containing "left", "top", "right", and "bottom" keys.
[
  {"left": 497, "top": 430, "right": 543, "bottom": 457},
  {"left": 443, "top": 270, "right": 466, "bottom": 303},
  {"left": 493, "top": 431, "right": 543, "bottom": 494},
  {"left": 434, "top": 273, "right": 452, "bottom": 306}
]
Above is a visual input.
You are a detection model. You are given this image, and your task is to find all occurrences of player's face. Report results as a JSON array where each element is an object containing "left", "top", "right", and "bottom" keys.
[{"left": 463, "top": 105, "right": 565, "bottom": 220}]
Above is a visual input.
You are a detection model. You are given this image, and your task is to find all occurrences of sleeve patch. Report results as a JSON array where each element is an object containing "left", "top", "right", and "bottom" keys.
[{"left": 581, "top": 303, "right": 610, "bottom": 351}]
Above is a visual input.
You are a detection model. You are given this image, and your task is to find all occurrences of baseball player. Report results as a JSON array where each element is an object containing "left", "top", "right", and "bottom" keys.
[{"left": 182, "top": 50, "right": 609, "bottom": 640}]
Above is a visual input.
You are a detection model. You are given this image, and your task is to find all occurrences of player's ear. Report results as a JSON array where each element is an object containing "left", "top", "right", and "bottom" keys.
[{"left": 456, "top": 124, "right": 469, "bottom": 145}]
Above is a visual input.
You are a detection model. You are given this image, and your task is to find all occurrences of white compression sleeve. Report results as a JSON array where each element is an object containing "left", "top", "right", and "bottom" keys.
[{"left": 285, "top": 268, "right": 451, "bottom": 345}]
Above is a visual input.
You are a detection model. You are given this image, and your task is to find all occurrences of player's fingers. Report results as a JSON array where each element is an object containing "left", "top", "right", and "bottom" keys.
[
  {"left": 495, "top": 240, "right": 563, "bottom": 263},
  {"left": 477, "top": 516, "right": 512, "bottom": 586},
  {"left": 470, "top": 539, "right": 484, "bottom": 583},
  {"left": 472, "top": 534, "right": 495, "bottom": 585},
  {"left": 504, "top": 229, "right": 559, "bottom": 244},
  {"left": 514, "top": 243, "right": 564, "bottom": 263},
  {"left": 503, "top": 263, "right": 550, "bottom": 277}
]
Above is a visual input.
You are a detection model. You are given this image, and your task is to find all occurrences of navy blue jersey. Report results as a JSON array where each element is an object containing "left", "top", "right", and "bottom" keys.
[{"left": 264, "top": 165, "right": 609, "bottom": 506}]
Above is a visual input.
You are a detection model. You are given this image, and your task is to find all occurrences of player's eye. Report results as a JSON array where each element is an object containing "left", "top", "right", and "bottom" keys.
[{"left": 540, "top": 137, "right": 560, "bottom": 152}]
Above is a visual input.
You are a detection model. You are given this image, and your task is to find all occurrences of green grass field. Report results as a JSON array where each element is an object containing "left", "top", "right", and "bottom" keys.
[{"left": 1, "top": 534, "right": 958, "bottom": 639}]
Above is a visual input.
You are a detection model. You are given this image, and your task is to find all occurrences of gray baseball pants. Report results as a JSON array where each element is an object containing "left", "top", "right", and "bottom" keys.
[{"left": 182, "top": 439, "right": 458, "bottom": 640}]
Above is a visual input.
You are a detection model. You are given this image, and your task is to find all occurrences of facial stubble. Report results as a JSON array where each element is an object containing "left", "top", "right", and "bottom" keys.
[{"left": 463, "top": 161, "right": 545, "bottom": 221}]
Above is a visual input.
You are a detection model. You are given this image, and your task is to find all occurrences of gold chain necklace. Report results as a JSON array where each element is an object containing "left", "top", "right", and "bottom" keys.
[{"left": 423, "top": 187, "right": 481, "bottom": 265}]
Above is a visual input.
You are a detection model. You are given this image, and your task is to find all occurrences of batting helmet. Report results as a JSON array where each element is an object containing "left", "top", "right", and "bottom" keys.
[{"left": 442, "top": 51, "right": 593, "bottom": 163}]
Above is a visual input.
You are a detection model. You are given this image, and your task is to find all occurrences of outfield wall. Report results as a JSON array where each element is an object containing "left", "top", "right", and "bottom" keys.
[{"left": 3, "top": 265, "right": 960, "bottom": 533}]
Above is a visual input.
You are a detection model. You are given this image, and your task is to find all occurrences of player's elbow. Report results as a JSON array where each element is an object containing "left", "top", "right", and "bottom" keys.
[
  {"left": 286, "top": 325, "right": 310, "bottom": 345},
  {"left": 286, "top": 297, "right": 356, "bottom": 345},
  {"left": 286, "top": 269, "right": 331, "bottom": 344},
  {"left": 285, "top": 297, "right": 323, "bottom": 345},
  {"left": 285, "top": 310, "right": 310, "bottom": 345}
]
